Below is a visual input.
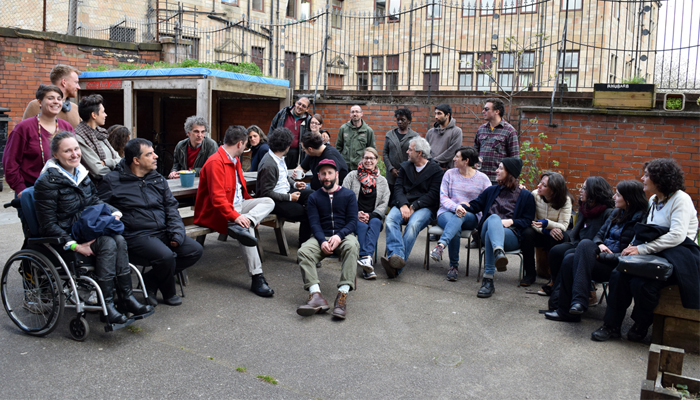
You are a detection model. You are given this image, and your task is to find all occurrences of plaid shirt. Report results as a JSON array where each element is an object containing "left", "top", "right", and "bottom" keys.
[{"left": 474, "top": 120, "right": 519, "bottom": 182}]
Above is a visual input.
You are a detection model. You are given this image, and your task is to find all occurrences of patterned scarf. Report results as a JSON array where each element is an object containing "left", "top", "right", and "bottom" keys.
[
  {"left": 74, "top": 121, "right": 117, "bottom": 161},
  {"left": 357, "top": 165, "right": 378, "bottom": 194}
]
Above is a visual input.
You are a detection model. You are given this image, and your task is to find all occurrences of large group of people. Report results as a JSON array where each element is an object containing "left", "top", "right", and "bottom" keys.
[{"left": 3, "top": 64, "right": 698, "bottom": 345}]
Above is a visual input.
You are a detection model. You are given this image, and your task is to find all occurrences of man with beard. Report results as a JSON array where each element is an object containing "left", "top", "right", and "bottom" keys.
[
  {"left": 296, "top": 159, "right": 359, "bottom": 320},
  {"left": 268, "top": 97, "right": 312, "bottom": 169},
  {"left": 23, "top": 64, "right": 81, "bottom": 128},
  {"left": 426, "top": 104, "right": 463, "bottom": 170}
]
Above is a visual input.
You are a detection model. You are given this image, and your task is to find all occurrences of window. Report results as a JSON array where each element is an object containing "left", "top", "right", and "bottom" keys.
[
  {"left": 559, "top": 50, "right": 579, "bottom": 69},
  {"left": 423, "top": 54, "right": 440, "bottom": 90},
  {"left": 477, "top": 52, "right": 493, "bottom": 70},
  {"left": 499, "top": 53, "right": 515, "bottom": 69},
  {"left": 300, "top": 0, "right": 310, "bottom": 19},
  {"left": 502, "top": 0, "right": 517, "bottom": 15},
  {"left": 286, "top": 0, "right": 296, "bottom": 18},
  {"left": 299, "top": 54, "right": 311, "bottom": 90},
  {"left": 521, "top": 0, "right": 536, "bottom": 13},
  {"left": 626, "top": 3, "right": 635, "bottom": 32},
  {"left": 458, "top": 73, "right": 473, "bottom": 90},
  {"left": 252, "top": 0, "right": 263, "bottom": 11},
  {"left": 251, "top": 46, "right": 264, "bottom": 72},
  {"left": 558, "top": 73, "right": 578, "bottom": 90},
  {"left": 427, "top": 0, "right": 441, "bottom": 19},
  {"left": 371, "top": 56, "right": 384, "bottom": 90},
  {"left": 376, "top": 0, "right": 386, "bottom": 23},
  {"left": 372, "top": 57, "right": 384, "bottom": 72},
  {"left": 459, "top": 52, "right": 474, "bottom": 69},
  {"left": 386, "top": 55, "right": 399, "bottom": 90},
  {"left": 481, "top": 0, "right": 494, "bottom": 16},
  {"left": 284, "top": 51, "right": 296, "bottom": 89},
  {"left": 561, "top": 0, "right": 582, "bottom": 11},
  {"left": 371, "top": 74, "right": 383, "bottom": 90},
  {"left": 613, "top": 1, "right": 620, "bottom": 19},
  {"left": 519, "top": 73, "right": 534, "bottom": 89},
  {"left": 357, "top": 56, "right": 369, "bottom": 90},
  {"left": 499, "top": 73, "right": 514, "bottom": 91},
  {"left": 425, "top": 54, "right": 440, "bottom": 70},
  {"left": 609, "top": 53, "right": 618, "bottom": 82},
  {"left": 331, "top": 0, "right": 342, "bottom": 29},
  {"left": 388, "top": 0, "right": 401, "bottom": 22},
  {"left": 477, "top": 73, "right": 492, "bottom": 91},
  {"left": 520, "top": 51, "right": 535, "bottom": 69},
  {"left": 221, "top": 0, "right": 238, "bottom": 5},
  {"left": 328, "top": 74, "right": 343, "bottom": 90},
  {"left": 463, "top": 0, "right": 476, "bottom": 17}
]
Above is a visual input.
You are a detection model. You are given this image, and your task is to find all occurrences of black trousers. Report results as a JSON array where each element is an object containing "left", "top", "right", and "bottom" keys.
[
  {"left": 272, "top": 188, "right": 313, "bottom": 244},
  {"left": 520, "top": 226, "right": 568, "bottom": 277},
  {"left": 556, "top": 239, "right": 614, "bottom": 320},
  {"left": 603, "top": 268, "right": 671, "bottom": 330},
  {"left": 548, "top": 241, "right": 578, "bottom": 283},
  {"left": 127, "top": 233, "right": 203, "bottom": 298},
  {"left": 83, "top": 235, "right": 130, "bottom": 282},
  {"left": 285, "top": 148, "right": 300, "bottom": 170}
]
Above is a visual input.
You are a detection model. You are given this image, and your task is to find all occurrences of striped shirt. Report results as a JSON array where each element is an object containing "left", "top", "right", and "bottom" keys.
[{"left": 474, "top": 120, "right": 519, "bottom": 182}]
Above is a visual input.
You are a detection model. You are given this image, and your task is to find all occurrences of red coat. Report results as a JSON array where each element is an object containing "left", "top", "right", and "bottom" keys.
[{"left": 194, "top": 146, "right": 252, "bottom": 234}]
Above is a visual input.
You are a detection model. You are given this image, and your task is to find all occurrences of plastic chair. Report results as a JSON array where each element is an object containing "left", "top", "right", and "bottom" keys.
[{"left": 423, "top": 225, "right": 474, "bottom": 277}]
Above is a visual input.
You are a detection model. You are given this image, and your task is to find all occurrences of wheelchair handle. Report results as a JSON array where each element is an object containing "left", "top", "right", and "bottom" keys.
[{"left": 4, "top": 198, "right": 21, "bottom": 209}]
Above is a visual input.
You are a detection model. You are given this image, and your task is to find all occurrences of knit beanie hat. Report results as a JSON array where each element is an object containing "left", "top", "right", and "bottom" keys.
[
  {"left": 435, "top": 104, "right": 452, "bottom": 116},
  {"left": 501, "top": 157, "right": 523, "bottom": 179}
]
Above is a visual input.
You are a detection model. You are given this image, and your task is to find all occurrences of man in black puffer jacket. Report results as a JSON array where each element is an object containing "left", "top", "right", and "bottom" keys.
[{"left": 98, "top": 138, "right": 203, "bottom": 307}]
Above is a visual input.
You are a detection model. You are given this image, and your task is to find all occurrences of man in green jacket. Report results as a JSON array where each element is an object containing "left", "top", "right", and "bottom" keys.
[{"left": 336, "top": 105, "right": 376, "bottom": 170}]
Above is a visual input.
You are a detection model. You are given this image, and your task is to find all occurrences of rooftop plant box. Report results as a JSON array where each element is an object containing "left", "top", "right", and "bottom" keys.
[{"left": 593, "top": 83, "right": 656, "bottom": 110}]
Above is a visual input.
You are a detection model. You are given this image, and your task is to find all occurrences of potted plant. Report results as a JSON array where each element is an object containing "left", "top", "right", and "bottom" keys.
[
  {"left": 593, "top": 76, "right": 657, "bottom": 110},
  {"left": 663, "top": 93, "right": 686, "bottom": 111}
]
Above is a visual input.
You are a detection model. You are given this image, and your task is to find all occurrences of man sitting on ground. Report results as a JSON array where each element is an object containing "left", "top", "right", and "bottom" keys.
[
  {"left": 296, "top": 159, "right": 359, "bottom": 320},
  {"left": 381, "top": 137, "right": 444, "bottom": 278},
  {"left": 194, "top": 125, "right": 276, "bottom": 297}
]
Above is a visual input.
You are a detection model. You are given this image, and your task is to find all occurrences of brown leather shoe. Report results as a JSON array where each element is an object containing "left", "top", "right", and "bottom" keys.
[
  {"left": 296, "top": 292, "right": 329, "bottom": 316},
  {"left": 381, "top": 256, "right": 396, "bottom": 279},
  {"left": 389, "top": 254, "right": 406, "bottom": 270},
  {"left": 332, "top": 292, "right": 347, "bottom": 320}
]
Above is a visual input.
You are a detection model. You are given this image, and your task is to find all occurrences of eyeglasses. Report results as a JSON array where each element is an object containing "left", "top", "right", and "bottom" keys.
[
  {"left": 295, "top": 101, "right": 309, "bottom": 109},
  {"left": 576, "top": 183, "right": 587, "bottom": 191},
  {"left": 310, "top": 121, "right": 321, "bottom": 125},
  {"left": 363, "top": 156, "right": 377, "bottom": 161},
  {"left": 483, "top": 107, "right": 491, "bottom": 111}
]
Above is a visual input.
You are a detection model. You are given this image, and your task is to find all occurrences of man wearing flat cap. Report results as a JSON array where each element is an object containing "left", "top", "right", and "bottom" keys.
[
  {"left": 426, "top": 103, "right": 463, "bottom": 170},
  {"left": 296, "top": 159, "right": 359, "bottom": 320},
  {"left": 462, "top": 157, "right": 535, "bottom": 298}
]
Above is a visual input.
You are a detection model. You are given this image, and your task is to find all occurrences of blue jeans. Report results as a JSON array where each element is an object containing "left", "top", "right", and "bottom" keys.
[
  {"left": 480, "top": 214, "right": 520, "bottom": 278},
  {"left": 385, "top": 206, "right": 433, "bottom": 260},
  {"left": 437, "top": 211, "right": 478, "bottom": 267},
  {"left": 356, "top": 217, "right": 382, "bottom": 258}
]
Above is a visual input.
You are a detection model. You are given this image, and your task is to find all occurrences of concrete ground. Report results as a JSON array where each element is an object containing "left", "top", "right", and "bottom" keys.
[{"left": 0, "top": 187, "right": 697, "bottom": 399}]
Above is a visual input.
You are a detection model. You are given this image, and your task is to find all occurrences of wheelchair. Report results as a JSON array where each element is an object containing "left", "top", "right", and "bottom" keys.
[{"left": 1, "top": 193, "right": 154, "bottom": 341}]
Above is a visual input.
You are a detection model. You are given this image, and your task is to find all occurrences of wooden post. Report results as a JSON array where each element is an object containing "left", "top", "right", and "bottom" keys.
[
  {"left": 123, "top": 81, "right": 134, "bottom": 136},
  {"left": 196, "top": 79, "right": 211, "bottom": 127}
]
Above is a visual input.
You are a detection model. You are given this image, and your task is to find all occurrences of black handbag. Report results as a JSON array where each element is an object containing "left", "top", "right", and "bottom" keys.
[{"left": 615, "top": 254, "right": 673, "bottom": 281}]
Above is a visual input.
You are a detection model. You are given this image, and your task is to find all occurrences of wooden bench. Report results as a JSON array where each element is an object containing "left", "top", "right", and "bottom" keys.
[
  {"left": 652, "top": 285, "right": 700, "bottom": 354},
  {"left": 185, "top": 224, "right": 214, "bottom": 245},
  {"left": 214, "top": 214, "right": 290, "bottom": 262}
]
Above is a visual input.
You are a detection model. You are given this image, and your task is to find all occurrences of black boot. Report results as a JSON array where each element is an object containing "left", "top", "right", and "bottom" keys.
[
  {"left": 116, "top": 274, "right": 154, "bottom": 316},
  {"left": 251, "top": 274, "right": 274, "bottom": 297},
  {"left": 97, "top": 279, "right": 128, "bottom": 324}
]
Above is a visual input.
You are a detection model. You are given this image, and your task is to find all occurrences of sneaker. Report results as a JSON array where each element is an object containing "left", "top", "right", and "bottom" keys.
[
  {"left": 362, "top": 271, "right": 377, "bottom": 280},
  {"left": 430, "top": 245, "right": 444, "bottom": 262},
  {"left": 357, "top": 256, "right": 374, "bottom": 273},
  {"left": 446, "top": 266, "right": 458, "bottom": 281}
]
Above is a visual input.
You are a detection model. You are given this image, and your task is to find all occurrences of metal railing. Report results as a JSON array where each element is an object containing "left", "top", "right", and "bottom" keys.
[{"left": 2, "top": 0, "right": 698, "bottom": 92}]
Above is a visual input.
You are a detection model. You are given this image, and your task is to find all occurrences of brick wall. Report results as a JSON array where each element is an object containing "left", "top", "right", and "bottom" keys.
[{"left": 0, "top": 30, "right": 161, "bottom": 131}]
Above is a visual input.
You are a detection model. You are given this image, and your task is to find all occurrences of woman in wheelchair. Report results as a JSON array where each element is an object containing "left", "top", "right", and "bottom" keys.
[{"left": 33, "top": 131, "right": 154, "bottom": 324}]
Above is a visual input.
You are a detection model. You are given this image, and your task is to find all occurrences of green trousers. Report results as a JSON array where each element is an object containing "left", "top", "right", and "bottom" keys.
[{"left": 298, "top": 235, "right": 359, "bottom": 291}]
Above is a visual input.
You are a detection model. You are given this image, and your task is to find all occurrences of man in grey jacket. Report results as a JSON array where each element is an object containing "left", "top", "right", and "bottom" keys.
[
  {"left": 168, "top": 115, "right": 218, "bottom": 179},
  {"left": 426, "top": 104, "right": 463, "bottom": 170},
  {"left": 256, "top": 127, "right": 314, "bottom": 244}
]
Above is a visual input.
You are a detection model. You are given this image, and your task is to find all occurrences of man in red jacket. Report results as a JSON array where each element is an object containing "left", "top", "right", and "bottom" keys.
[{"left": 195, "top": 125, "right": 276, "bottom": 297}]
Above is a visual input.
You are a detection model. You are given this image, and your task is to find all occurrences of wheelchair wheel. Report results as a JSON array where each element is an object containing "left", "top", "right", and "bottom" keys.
[
  {"left": 1, "top": 249, "right": 65, "bottom": 336},
  {"left": 69, "top": 316, "right": 90, "bottom": 341}
]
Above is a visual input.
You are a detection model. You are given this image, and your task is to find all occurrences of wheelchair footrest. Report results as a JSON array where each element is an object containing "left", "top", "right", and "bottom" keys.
[
  {"left": 103, "top": 317, "right": 136, "bottom": 332},
  {"left": 130, "top": 309, "right": 155, "bottom": 320}
]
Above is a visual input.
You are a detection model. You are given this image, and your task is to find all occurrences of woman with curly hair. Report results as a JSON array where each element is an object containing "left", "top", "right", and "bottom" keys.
[
  {"left": 540, "top": 176, "right": 615, "bottom": 298},
  {"left": 592, "top": 159, "right": 699, "bottom": 342},
  {"left": 247, "top": 125, "right": 269, "bottom": 172},
  {"left": 519, "top": 171, "right": 573, "bottom": 286},
  {"left": 545, "top": 180, "right": 647, "bottom": 322},
  {"left": 107, "top": 125, "right": 131, "bottom": 158}
]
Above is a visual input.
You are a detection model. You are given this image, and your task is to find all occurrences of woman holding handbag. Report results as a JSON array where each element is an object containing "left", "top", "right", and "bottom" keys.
[
  {"left": 544, "top": 180, "right": 647, "bottom": 322},
  {"left": 34, "top": 131, "right": 153, "bottom": 324},
  {"left": 592, "top": 159, "right": 699, "bottom": 342}
]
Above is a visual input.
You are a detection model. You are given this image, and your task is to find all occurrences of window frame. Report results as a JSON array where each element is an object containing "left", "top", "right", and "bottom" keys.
[
  {"left": 481, "top": 0, "right": 495, "bottom": 16},
  {"left": 427, "top": 0, "right": 441, "bottom": 19},
  {"left": 286, "top": 0, "right": 297, "bottom": 19},
  {"left": 221, "top": 0, "right": 239, "bottom": 6},
  {"left": 331, "top": 0, "right": 342, "bottom": 29},
  {"left": 560, "top": 0, "right": 582, "bottom": 12},
  {"left": 462, "top": 0, "right": 477, "bottom": 17},
  {"left": 252, "top": 0, "right": 264, "bottom": 12}
]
